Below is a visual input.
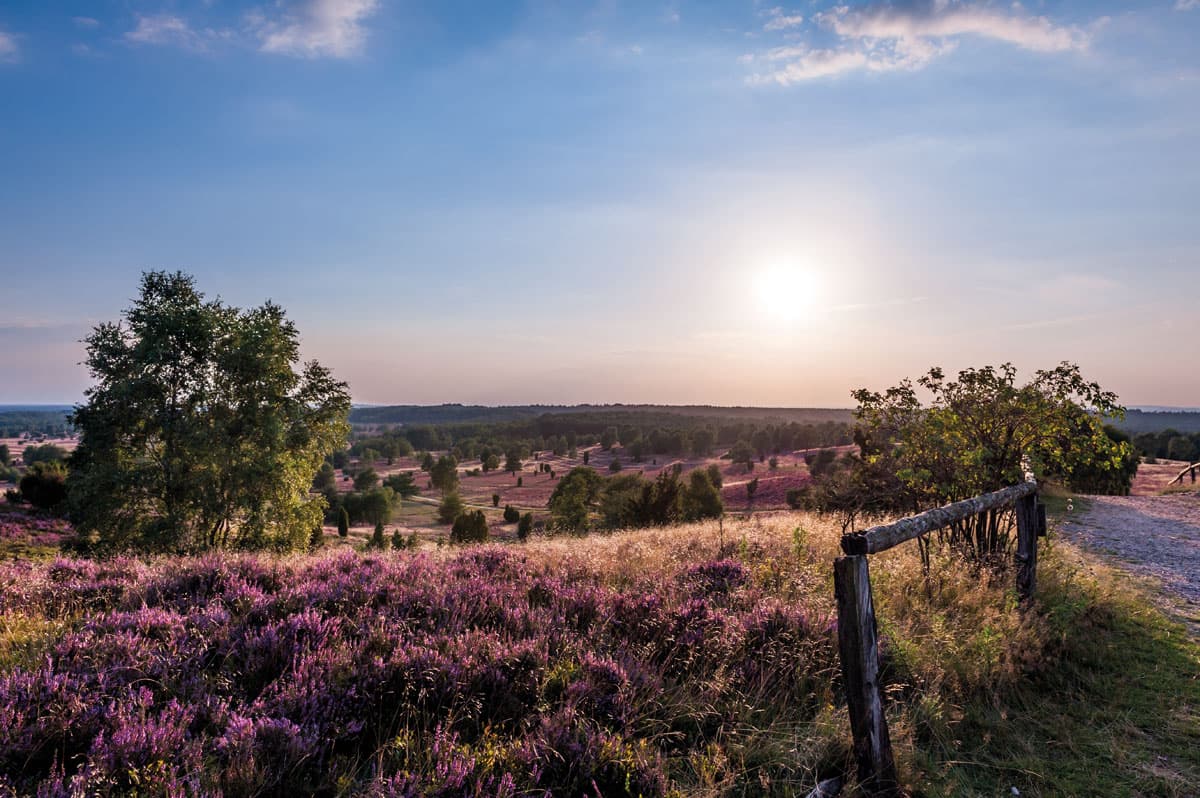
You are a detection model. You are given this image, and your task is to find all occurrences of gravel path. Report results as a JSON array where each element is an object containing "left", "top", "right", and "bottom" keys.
[{"left": 1057, "top": 494, "right": 1200, "bottom": 634}]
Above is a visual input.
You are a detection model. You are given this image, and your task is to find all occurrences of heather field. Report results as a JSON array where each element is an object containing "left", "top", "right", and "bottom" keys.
[{"left": 2, "top": 513, "right": 1197, "bottom": 796}]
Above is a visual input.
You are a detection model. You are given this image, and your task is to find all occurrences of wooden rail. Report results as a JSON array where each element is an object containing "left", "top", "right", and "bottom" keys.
[
  {"left": 1167, "top": 461, "right": 1199, "bottom": 486},
  {"left": 832, "top": 471, "right": 1043, "bottom": 797}
]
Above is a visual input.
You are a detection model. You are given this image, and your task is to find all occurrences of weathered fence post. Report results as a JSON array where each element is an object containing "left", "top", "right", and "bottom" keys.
[
  {"left": 1015, "top": 492, "right": 1039, "bottom": 601},
  {"left": 834, "top": 555, "right": 898, "bottom": 796}
]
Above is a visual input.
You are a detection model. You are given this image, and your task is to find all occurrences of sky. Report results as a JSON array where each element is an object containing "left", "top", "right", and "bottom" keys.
[{"left": 0, "top": 0, "right": 1197, "bottom": 408}]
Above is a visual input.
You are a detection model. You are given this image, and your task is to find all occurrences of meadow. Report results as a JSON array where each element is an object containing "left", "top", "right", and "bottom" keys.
[{"left": 1, "top": 509, "right": 1196, "bottom": 796}]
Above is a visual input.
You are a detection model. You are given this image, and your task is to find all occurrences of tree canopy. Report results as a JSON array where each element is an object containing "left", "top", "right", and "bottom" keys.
[{"left": 68, "top": 271, "right": 351, "bottom": 553}]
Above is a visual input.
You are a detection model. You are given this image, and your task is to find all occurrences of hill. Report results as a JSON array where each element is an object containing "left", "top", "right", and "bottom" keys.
[{"left": 350, "top": 403, "right": 855, "bottom": 428}]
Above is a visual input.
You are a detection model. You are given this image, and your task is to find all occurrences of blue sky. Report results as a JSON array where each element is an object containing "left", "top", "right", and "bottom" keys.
[{"left": 1, "top": 1, "right": 1197, "bottom": 407}]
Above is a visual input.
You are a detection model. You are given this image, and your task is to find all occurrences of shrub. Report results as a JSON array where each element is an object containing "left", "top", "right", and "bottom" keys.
[
  {"left": 437, "top": 492, "right": 465, "bottom": 525},
  {"left": 492, "top": 493, "right": 501, "bottom": 508},
  {"left": 369, "top": 521, "right": 386, "bottom": 549},
  {"left": 503, "top": 505, "right": 520, "bottom": 523},
  {"left": 768, "top": 456, "right": 779, "bottom": 470},
  {"left": 309, "top": 525, "right": 325, "bottom": 550},
  {"left": 517, "top": 512, "right": 533, "bottom": 540},
  {"left": 517, "top": 476, "right": 523, "bottom": 487},
  {"left": 450, "top": 509, "right": 489, "bottom": 543},
  {"left": 337, "top": 507, "right": 349, "bottom": 537},
  {"left": 19, "top": 461, "right": 68, "bottom": 511},
  {"left": 746, "top": 477, "right": 759, "bottom": 502},
  {"left": 354, "top": 468, "right": 379, "bottom": 491},
  {"left": 609, "top": 458, "right": 622, "bottom": 473}
]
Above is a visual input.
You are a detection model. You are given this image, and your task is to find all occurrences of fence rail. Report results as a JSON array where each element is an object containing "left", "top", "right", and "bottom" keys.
[{"left": 832, "top": 470, "right": 1043, "bottom": 797}]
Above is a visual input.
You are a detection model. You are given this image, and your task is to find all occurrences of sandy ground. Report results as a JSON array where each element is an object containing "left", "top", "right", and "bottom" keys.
[{"left": 1057, "top": 492, "right": 1200, "bottom": 635}]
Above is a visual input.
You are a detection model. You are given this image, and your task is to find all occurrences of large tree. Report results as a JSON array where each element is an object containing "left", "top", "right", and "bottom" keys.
[{"left": 68, "top": 271, "right": 351, "bottom": 552}]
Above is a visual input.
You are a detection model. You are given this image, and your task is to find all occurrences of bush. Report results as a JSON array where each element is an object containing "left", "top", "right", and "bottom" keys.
[
  {"left": 437, "top": 492, "right": 465, "bottom": 525},
  {"left": 492, "top": 493, "right": 500, "bottom": 508},
  {"left": 21, "top": 443, "right": 67, "bottom": 465},
  {"left": 768, "top": 456, "right": 779, "bottom": 470},
  {"left": 309, "top": 525, "right": 325, "bottom": 550},
  {"left": 517, "top": 512, "right": 533, "bottom": 540},
  {"left": 354, "top": 468, "right": 379, "bottom": 491},
  {"left": 19, "top": 461, "right": 68, "bottom": 511},
  {"left": 337, "top": 507, "right": 349, "bottom": 537},
  {"left": 368, "top": 521, "right": 386, "bottom": 549},
  {"left": 609, "top": 458, "right": 622, "bottom": 473},
  {"left": 503, "top": 504, "right": 520, "bottom": 523},
  {"left": 450, "top": 509, "right": 489, "bottom": 544}
]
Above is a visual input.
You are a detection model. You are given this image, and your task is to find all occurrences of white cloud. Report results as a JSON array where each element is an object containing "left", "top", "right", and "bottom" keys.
[
  {"left": 822, "top": 1, "right": 1089, "bottom": 54},
  {"left": 73, "top": 17, "right": 100, "bottom": 29},
  {"left": 125, "top": 14, "right": 206, "bottom": 50},
  {"left": 763, "top": 10, "right": 804, "bottom": 32},
  {"left": 751, "top": 0, "right": 1092, "bottom": 85},
  {"left": 0, "top": 29, "right": 19, "bottom": 63},
  {"left": 257, "top": 0, "right": 380, "bottom": 59},
  {"left": 1176, "top": 0, "right": 1200, "bottom": 10}
]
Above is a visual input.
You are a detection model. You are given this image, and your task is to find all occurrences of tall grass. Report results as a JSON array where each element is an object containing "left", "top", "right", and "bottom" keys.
[{"left": 0, "top": 512, "right": 1195, "bottom": 796}]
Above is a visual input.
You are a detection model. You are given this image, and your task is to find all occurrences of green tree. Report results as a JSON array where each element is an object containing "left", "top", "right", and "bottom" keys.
[
  {"left": 483, "top": 453, "right": 500, "bottom": 472},
  {"left": 504, "top": 448, "right": 523, "bottom": 475},
  {"left": 22, "top": 443, "right": 67, "bottom": 465},
  {"left": 312, "top": 462, "right": 337, "bottom": 492},
  {"left": 309, "top": 524, "right": 325, "bottom": 550},
  {"left": 503, "top": 504, "right": 520, "bottom": 523},
  {"left": 0, "top": 443, "right": 8, "bottom": 466},
  {"left": 437, "top": 491, "right": 465, "bottom": 525},
  {"left": 369, "top": 520, "right": 386, "bottom": 549},
  {"left": 354, "top": 468, "right": 379, "bottom": 491},
  {"left": 691, "top": 428, "right": 714, "bottom": 457},
  {"left": 420, "top": 452, "right": 435, "bottom": 471},
  {"left": 517, "top": 512, "right": 533, "bottom": 540},
  {"left": 582, "top": 450, "right": 590, "bottom": 465},
  {"left": 430, "top": 455, "right": 459, "bottom": 494},
  {"left": 600, "top": 426, "right": 618, "bottom": 451},
  {"left": 19, "top": 461, "right": 68, "bottom": 510},
  {"left": 360, "top": 487, "right": 395, "bottom": 526},
  {"left": 68, "top": 272, "right": 350, "bottom": 553},
  {"left": 337, "top": 506, "right": 349, "bottom": 537},
  {"left": 746, "top": 477, "right": 759, "bottom": 503},
  {"left": 846, "top": 362, "right": 1134, "bottom": 560},
  {"left": 391, "top": 528, "right": 406, "bottom": 550},
  {"left": 383, "top": 471, "right": 419, "bottom": 498},
  {"left": 547, "top": 466, "right": 604, "bottom": 532},
  {"left": 450, "top": 509, "right": 489, "bottom": 543},
  {"left": 683, "top": 468, "right": 724, "bottom": 521},
  {"left": 728, "top": 440, "right": 755, "bottom": 470},
  {"left": 608, "top": 457, "right": 623, "bottom": 473}
]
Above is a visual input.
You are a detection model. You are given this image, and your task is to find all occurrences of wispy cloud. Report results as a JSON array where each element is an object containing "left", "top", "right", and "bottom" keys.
[
  {"left": 762, "top": 7, "right": 805, "bottom": 32},
  {"left": 1176, "top": 0, "right": 1200, "bottom": 11},
  {"left": 256, "top": 0, "right": 381, "bottom": 59},
  {"left": 750, "top": 1, "right": 1094, "bottom": 85},
  {"left": 0, "top": 29, "right": 19, "bottom": 63},
  {"left": 72, "top": 17, "right": 100, "bottom": 29},
  {"left": 125, "top": 14, "right": 210, "bottom": 51}
]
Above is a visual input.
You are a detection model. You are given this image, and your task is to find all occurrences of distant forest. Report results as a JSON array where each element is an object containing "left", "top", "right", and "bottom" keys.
[
  {"left": 0, "top": 406, "right": 73, "bottom": 437},
  {"left": 1113, "top": 409, "right": 1200, "bottom": 435},
  {"left": 350, "top": 403, "right": 856, "bottom": 427}
]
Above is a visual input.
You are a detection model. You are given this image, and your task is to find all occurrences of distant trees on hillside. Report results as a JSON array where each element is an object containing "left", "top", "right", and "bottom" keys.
[{"left": 549, "top": 465, "right": 724, "bottom": 533}]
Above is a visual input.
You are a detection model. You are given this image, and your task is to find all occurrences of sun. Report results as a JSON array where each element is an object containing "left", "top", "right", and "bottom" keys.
[{"left": 753, "top": 264, "right": 820, "bottom": 323}]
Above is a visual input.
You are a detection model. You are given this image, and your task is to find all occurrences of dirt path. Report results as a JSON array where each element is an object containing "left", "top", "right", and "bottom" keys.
[{"left": 1057, "top": 493, "right": 1200, "bottom": 634}]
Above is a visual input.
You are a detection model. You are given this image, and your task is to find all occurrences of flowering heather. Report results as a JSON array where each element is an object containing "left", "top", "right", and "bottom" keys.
[
  {"left": 0, "top": 519, "right": 844, "bottom": 796},
  {"left": 0, "top": 510, "right": 73, "bottom": 547}
]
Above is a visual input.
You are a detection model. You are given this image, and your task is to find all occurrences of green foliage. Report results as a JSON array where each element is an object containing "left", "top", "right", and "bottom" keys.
[
  {"left": 492, "top": 493, "right": 500, "bottom": 507},
  {"left": 483, "top": 453, "right": 500, "bottom": 472},
  {"left": 21, "top": 443, "right": 67, "bottom": 465},
  {"left": 353, "top": 468, "right": 379, "bottom": 491},
  {"left": 383, "top": 471, "right": 420, "bottom": 498},
  {"left": 430, "top": 455, "right": 460, "bottom": 494},
  {"left": 312, "top": 462, "right": 337, "bottom": 491},
  {"left": 582, "top": 450, "right": 590, "bottom": 465},
  {"left": 608, "top": 457, "right": 622, "bottom": 473},
  {"left": 683, "top": 468, "right": 724, "bottom": 521},
  {"left": 67, "top": 272, "right": 350, "bottom": 553},
  {"left": 768, "top": 456, "right": 778, "bottom": 470},
  {"left": 745, "top": 477, "right": 758, "bottom": 502},
  {"left": 706, "top": 463, "right": 723, "bottom": 489},
  {"left": 0, "top": 443, "right": 8, "bottom": 466},
  {"left": 420, "top": 452, "right": 435, "bottom": 471},
  {"left": 437, "top": 491, "right": 465, "bottom": 525},
  {"left": 18, "top": 461, "right": 68, "bottom": 510},
  {"left": 504, "top": 448, "right": 523, "bottom": 475},
  {"left": 503, "top": 504, "right": 520, "bottom": 523},
  {"left": 449, "top": 509, "right": 489, "bottom": 544},
  {"left": 368, "top": 521, "right": 386, "bottom": 549},
  {"left": 308, "top": 525, "right": 325, "bottom": 550},
  {"left": 517, "top": 512, "right": 533, "bottom": 540},
  {"left": 728, "top": 440, "right": 754, "bottom": 468},
  {"left": 547, "top": 466, "right": 604, "bottom": 532},
  {"left": 337, "top": 506, "right": 349, "bottom": 537},
  {"left": 600, "top": 426, "right": 618, "bottom": 451}
]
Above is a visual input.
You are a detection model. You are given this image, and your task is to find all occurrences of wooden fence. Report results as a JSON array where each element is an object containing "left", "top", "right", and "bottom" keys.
[{"left": 832, "top": 470, "right": 1046, "bottom": 796}]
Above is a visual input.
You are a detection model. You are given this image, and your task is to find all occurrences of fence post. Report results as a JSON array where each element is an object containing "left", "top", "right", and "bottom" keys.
[
  {"left": 834, "top": 555, "right": 898, "bottom": 795},
  {"left": 1015, "top": 492, "right": 1039, "bottom": 601}
]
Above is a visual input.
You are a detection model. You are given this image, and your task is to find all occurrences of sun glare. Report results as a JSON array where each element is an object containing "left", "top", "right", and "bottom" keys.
[{"left": 753, "top": 264, "right": 820, "bottom": 324}]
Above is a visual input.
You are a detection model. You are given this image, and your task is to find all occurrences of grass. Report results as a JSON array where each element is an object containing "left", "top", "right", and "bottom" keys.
[{"left": 0, "top": 510, "right": 1195, "bottom": 795}]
